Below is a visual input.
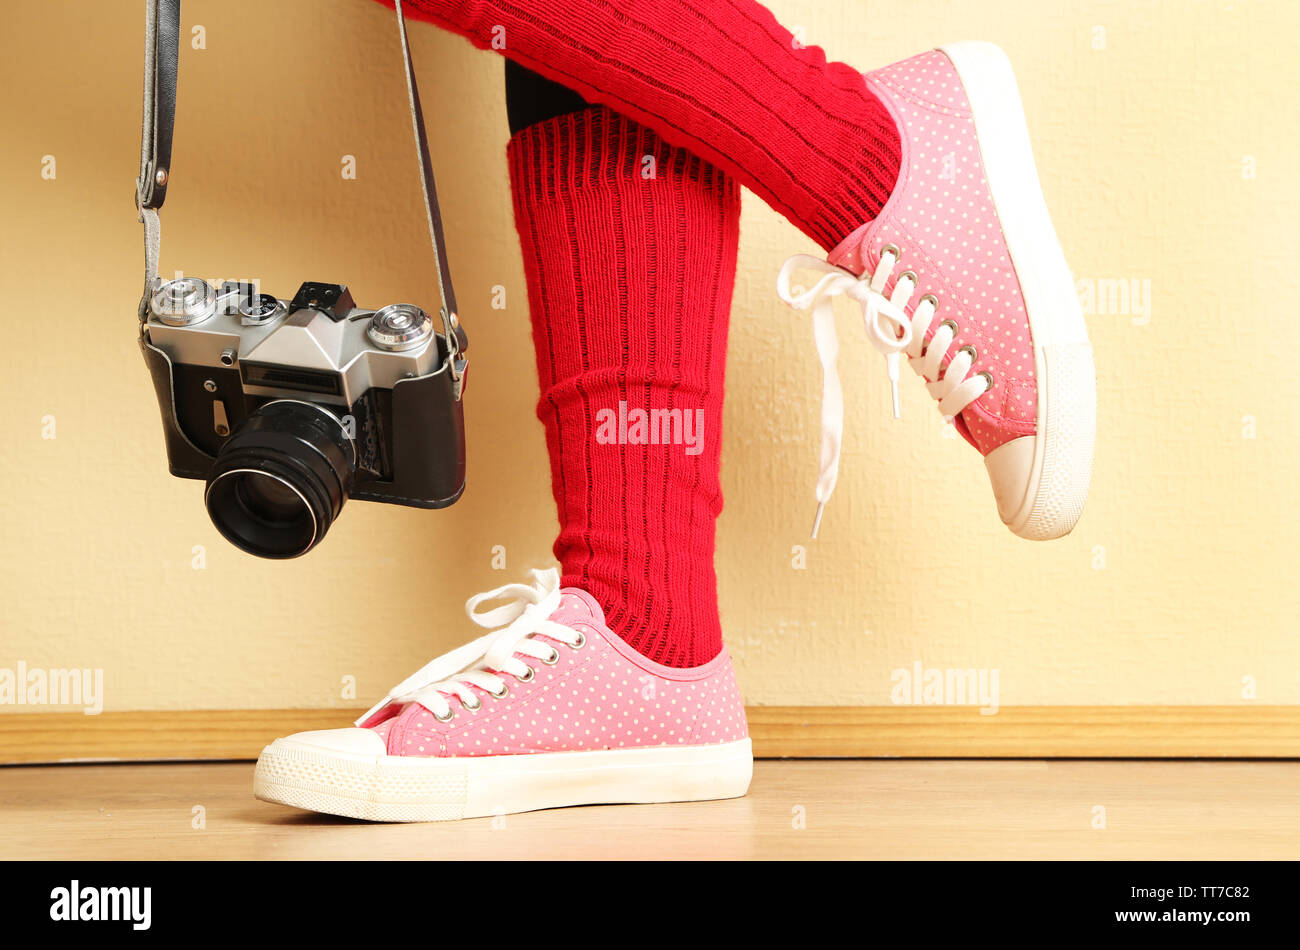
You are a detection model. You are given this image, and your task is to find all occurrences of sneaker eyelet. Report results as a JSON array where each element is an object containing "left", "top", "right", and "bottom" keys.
[
  {"left": 570, "top": 631, "right": 587, "bottom": 650},
  {"left": 434, "top": 709, "right": 455, "bottom": 723},
  {"left": 516, "top": 667, "right": 536, "bottom": 684},
  {"left": 959, "top": 344, "right": 978, "bottom": 363},
  {"left": 489, "top": 684, "right": 509, "bottom": 700},
  {"left": 541, "top": 648, "right": 560, "bottom": 666},
  {"left": 898, "top": 270, "right": 918, "bottom": 287},
  {"left": 462, "top": 697, "right": 482, "bottom": 711},
  {"left": 978, "top": 370, "right": 995, "bottom": 391},
  {"left": 919, "top": 293, "right": 940, "bottom": 311},
  {"left": 938, "top": 318, "right": 960, "bottom": 336},
  {"left": 879, "top": 242, "right": 902, "bottom": 262}
]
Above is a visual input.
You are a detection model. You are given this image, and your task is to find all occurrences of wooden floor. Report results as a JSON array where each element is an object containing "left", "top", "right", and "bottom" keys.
[{"left": 3, "top": 759, "right": 1298, "bottom": 860}]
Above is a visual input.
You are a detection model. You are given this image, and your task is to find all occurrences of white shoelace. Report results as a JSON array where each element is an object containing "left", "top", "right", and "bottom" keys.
[
  {"left": 354, "top": 568, "right": 584, "bottom": 725},
  {"left": 776, "top": 248, "right": 991, "bottom": 537}
]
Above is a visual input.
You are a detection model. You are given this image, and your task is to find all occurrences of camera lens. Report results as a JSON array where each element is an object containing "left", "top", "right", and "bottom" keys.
[
  {"left": 238, "top": 474, "right": 307, "bottom": 521},
  {"left": 204, "top": 401, "right": 355, "bottom": 558}
]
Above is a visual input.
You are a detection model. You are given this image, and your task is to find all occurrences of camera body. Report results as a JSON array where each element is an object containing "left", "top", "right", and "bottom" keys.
[{"left": 140, "top": 277, "right": 467, "bottom": 557}]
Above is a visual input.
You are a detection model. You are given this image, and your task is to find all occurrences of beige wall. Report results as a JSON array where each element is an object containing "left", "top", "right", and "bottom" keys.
[{"left": 2, "top": 0, "right": 1297, "bottom": 716}]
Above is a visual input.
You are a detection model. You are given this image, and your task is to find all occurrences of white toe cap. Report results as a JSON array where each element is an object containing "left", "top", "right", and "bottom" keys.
[
  {"left": 984, "top": 435, "right": 1035, "bottom": 527},
  {"left": 278, "top": 727, "right": 386, "bottom": 756}
]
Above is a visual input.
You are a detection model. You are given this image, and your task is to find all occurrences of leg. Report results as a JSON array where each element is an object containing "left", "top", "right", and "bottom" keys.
[
  {"left": 508, "top": 67, "right": 737, "bottom": 667},
  {"left": 253, "top": 69, "right": 751, "bottom": 821},
  {"left": 393, "top": 1, "right": 1096, "bottom": 538},
  {"left": 504, "top": 59, "right": 589, "bottom": 135},
  {"left": 398, "top": 0, "right": 899, "bottom": 251}
]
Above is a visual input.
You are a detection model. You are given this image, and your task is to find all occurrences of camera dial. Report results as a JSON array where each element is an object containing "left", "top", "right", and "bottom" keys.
[
  {"left": 367, "top": 304, "right": 433, "bottom": 352},
  {"left": 151, "top": 278, "right": 216, "bottom": 326},
  {"left": 238, "top": 293, "right": 285, "bottom": 326}
]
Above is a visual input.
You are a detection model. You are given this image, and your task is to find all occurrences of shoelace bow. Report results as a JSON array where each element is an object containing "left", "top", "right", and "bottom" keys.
[
  {"left": 355, "top": 568, "right": 583, "bottom": 725},
  {"left": 776, "top": 248, "right": 990, "bottom": 537}
]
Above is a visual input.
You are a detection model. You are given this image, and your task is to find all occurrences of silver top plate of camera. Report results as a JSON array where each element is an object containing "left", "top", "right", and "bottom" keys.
[{"left": 146, "top": 278, "right": 446, "bottom": 407}]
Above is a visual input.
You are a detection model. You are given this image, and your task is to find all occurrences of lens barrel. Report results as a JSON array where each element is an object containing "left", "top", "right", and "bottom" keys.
[{"left": 204, "top": 401, "right": 355, "bottom": 558}]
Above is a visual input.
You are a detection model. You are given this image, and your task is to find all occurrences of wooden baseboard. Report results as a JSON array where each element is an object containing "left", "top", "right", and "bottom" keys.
[{"left": 1, "top": 706, "right": 1297, "bottom": 764}]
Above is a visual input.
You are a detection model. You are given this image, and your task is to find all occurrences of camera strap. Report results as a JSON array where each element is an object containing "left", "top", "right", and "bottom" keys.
[
  {"left": 135, "top": 0, "right": 464, "bottom": 387},
  {"left": 134, "top": 0, "right": 176, "bottom": 319}
]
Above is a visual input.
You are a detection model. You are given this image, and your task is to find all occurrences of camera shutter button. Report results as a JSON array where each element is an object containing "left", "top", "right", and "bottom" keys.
[{"left": 367, "top": 304, "right": 433, "bottom": 351}]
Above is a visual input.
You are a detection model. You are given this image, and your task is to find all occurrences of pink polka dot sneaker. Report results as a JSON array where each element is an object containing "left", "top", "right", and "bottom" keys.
[
  {"left": 778, "top": 42, "right": 1096, "bottom": 541},
  {"left": 253, "top": 569, "right": 752, "bottom": 822}
]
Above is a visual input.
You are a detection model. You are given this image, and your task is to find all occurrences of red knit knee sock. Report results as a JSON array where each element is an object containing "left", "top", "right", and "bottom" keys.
[
  {"left": 508, "top": 107, "right": 738, "bottom": 667},
  {"left": 400, "top": 0, "right": 899, "bottom": 251}
]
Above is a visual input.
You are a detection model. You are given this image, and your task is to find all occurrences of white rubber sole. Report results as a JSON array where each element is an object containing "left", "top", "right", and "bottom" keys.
[
  {"left": 940, "top": 41, "right": 1097, "bottom": 540},
  {"left": 254, "top": 736, "right": 754, "bottom": 823}
]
